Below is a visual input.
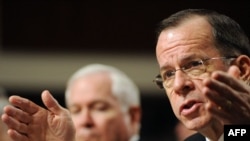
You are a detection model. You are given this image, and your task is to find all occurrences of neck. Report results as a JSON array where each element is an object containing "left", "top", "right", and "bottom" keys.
[{"left": 199, "top": 120, "right": 223, "bottom": 141}]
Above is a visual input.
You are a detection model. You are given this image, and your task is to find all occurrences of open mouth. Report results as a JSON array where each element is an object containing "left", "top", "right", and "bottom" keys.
[
  {"left": 183, "top": 101, "right": 196, "bottom": 109},
  {"left": 180, "top": 100, "right": 202, "bottom": 116}
]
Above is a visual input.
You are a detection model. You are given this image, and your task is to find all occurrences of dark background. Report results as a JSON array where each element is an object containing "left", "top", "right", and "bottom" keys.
[
  {"left": 3, "top": 1, "right": 250, "bottom": 53},
  {"left": 2, "top": 0, "right": 250, "bottom": 140}
]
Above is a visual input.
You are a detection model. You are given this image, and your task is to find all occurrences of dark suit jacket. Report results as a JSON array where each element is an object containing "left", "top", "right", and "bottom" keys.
[{"left": 184, "top": 133, "right": 206, "bottom": 141}]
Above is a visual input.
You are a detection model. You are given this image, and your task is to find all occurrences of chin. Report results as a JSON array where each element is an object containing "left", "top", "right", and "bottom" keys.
[
  {"left": 76, "top": 135, "right": 95, "bottom": 141},
  {"left": 184, "top": 117, "right": 209, "bottom": 130}
]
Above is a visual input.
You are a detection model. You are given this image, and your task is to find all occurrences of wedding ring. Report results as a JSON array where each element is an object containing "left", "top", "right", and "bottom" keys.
[
  {"left": 217, "top": 100, "right": 232, "bottom": 110},
  {"left": 226, "top": 100, "right": 232, "bottom": 109}
]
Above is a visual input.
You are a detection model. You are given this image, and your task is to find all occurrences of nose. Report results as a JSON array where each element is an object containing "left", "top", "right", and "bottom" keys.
[
  {"left": 171, "top": 70, "right": 194, "bottom": 95},
  {"left": 77, "top": 109, "right": 94, "bottom": 128}
]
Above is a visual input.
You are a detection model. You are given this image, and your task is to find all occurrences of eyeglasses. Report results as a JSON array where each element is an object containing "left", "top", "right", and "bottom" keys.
[{"left": 153, "top": 56, "right": 237, "bottom": 89}]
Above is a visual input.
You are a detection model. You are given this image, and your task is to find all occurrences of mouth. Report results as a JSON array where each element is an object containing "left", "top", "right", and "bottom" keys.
[
  {"left": 76, "top": 129, "right": 98, "bottom": 139},
  {"left": 180, "top": 100, "right": 202, "bottom": 116}
]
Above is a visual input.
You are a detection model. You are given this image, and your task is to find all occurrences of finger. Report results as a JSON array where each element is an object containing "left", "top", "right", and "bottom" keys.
[
  {"left": 41, "top": 90, "right": 63, "bottom": 115},
  {"left": 3, "top": 105, "right": 32, "bottom": 124},
  {"left": 205, "top": 100, "right": 240, "bottom": 125},
  {"left": 9, "top": 95, "right": 40, "bottom": 115},
  {"left": 208, "top": 105, "right": 234, "bottom": 124},
  {"left": 8, "top": 129, "right": 29, "bottom": 141},
  {"left": 2, "top": 113, "right": 29, "bottom": 134},
  {"left": 203, "top": 77, "right": 250, "bottom": 122},
  {"left": 210, "top": 70, "right": 248, "bottom": 94},
  {"left": 202, "top": 86, "right": 231, "bottom": 109},
  {"left": 203, "top": 74, "right": 246, "bottom": 105},
  {"left": 208, "top": 102, "right": 250, "bottom": 124}
]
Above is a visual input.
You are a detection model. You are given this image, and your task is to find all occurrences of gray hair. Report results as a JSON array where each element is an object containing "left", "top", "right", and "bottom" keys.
[{"left": 65, "top": 64, "right": 140, "bottom": 110}]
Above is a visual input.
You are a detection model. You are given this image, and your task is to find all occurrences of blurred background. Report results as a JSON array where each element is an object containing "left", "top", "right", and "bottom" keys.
[{"left": 1, "top": 0, "right": 250, "bottom": 140}]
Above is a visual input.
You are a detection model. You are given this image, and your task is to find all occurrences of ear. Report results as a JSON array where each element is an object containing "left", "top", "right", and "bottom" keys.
[
  {"left": 128, "top": 106, "right": 141, "bottom": 134},
  {"left": 232, "top": 55, "right": 250, "bottom": 81}
]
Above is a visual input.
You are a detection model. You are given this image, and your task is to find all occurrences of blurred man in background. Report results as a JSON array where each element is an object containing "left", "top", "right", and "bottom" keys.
[
  {"left": 64, "top": 64, "right": 142, "bottom": 141},
  {"left": 2, "top": 64, "right": 142, "bottom": 141}
]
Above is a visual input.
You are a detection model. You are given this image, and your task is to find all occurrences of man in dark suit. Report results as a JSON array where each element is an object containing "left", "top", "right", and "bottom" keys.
[{"left": 154, "top": 9, "right": 250, "bottom": 141}]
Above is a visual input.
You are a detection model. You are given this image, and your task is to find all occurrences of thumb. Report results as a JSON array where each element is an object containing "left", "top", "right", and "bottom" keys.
[{"left": 41, "top": 90, "right": 63, "bottom": 115}]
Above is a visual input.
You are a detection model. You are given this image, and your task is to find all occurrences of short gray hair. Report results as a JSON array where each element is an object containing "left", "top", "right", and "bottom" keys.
[{"left": 65, "top": 64, "right": 140, "bottom": 110}]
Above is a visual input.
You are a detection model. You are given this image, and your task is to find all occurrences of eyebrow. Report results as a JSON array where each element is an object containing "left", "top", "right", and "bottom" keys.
[{"left": 160, "top": 54, "right": 201, "bottom": 72}]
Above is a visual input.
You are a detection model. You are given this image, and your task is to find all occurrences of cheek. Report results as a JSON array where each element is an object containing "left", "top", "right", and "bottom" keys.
[
  {"left": 93, "top": 111, "right": 122, "bottom": 127},
  {"left": 71, "top": 116, "right": 83, "bottom": 129},
  {"left": 168, "top": 96, "right": 180, "bottom": 116}
]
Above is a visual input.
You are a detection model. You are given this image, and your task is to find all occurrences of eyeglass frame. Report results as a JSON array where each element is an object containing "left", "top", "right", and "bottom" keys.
[{"left": 153, "top": 56, "right": 237, "bottom": 89}]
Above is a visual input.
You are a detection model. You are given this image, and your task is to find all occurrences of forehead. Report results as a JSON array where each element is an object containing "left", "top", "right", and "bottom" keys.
[
  {"left": 69, "top": 72, "right": 116, "bottom": 101},
  {"left": 156, "top": 16, "right": 220, "bottom": 67}
]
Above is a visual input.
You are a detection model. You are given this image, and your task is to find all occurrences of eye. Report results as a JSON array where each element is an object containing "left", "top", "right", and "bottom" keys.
[
  {"left": 93, "top": 102, "right": 110, "bottom": 112},
  {"left": 69, "top": 106, "right": 81, "bottom": 114},
  {"left": 183, "top": 60, "right": 203, "bottom": 70},
  {"left": 164, "top": 70, "right": 175, "bottom": 79}
]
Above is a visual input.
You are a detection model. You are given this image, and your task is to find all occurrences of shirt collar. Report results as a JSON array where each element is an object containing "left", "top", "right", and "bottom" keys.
[{"left": 205, "top": 133, "right": 224, "bottom": 141}]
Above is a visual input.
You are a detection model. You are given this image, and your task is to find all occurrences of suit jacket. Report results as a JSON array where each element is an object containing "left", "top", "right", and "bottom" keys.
[{"left": 184, "top": 133, "right": 206, "bottom": 141}]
